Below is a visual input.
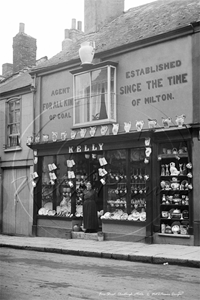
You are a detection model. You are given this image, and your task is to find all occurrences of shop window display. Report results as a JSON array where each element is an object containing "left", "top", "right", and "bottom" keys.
[
  {"left": 39, "top": 156, "right": 55, "bottom": 215},
  {"left": 101, "top": 148, "right": 147, "bottom": 222},
  {"left": 130, "top": 148, "right": 147, "bottom": 221},
  {"left": 38, "top": 152, "right": 104, "bottom": 220},
  {"left": 158, "top": 142, "right": 192, "bottom": 235}
]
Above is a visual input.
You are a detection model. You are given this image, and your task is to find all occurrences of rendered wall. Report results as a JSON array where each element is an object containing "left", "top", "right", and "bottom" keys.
[{"left": 38, "top": 36, "right": 193, "bottom": 140}]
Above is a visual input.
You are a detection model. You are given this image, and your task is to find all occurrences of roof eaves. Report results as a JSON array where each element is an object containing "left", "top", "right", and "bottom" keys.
[
  {"left": 96, "top": 23, "right": 195, "bottom": 60},
  {"left": 29, "top": 58, "right": 81, "bottom": 76},
  {"left": 0, "top": 84, "right": 31, "bottom": 99}
]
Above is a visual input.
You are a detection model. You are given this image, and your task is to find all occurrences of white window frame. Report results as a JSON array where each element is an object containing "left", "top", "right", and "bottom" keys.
[
  {"left": 5, "top": 97, "right": 21, "bottom": 149},
  {"left": 72, "top": 63, "right": 117, "bottom": 127}
]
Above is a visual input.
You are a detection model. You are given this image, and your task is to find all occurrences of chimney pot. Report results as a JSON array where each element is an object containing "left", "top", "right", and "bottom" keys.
[
  {"left": 77, "top": 21, "right": 82, "bottom": 31},
  {"left": 19, "top": 23, "right": 25, "bottom": 33},
  {"left": 71, "top": 18, "right": 76, "bottom": 29},
  {"left": 64, "top": 29, "right": 70, "bottom": 39}
]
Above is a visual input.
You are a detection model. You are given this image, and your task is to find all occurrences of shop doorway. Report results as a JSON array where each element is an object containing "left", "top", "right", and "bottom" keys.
[{"left": 76, "top": 151, "right": 103, "bottom": 212}]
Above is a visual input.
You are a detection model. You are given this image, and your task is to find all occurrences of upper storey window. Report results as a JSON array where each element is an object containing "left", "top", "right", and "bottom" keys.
[
  {"left": 72, "top": 62, "right": 117, "bottom": 127},
  {"left": 6, "top": 97, "right": 21, "bottom": 148}
]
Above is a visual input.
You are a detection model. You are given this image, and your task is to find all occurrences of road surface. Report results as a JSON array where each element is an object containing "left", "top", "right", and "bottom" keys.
[{"left": 0, "top": 247, "right": 200, "bottom": 300}]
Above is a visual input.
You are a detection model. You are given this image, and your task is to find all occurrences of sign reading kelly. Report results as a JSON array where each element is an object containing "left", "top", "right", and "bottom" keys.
[{"left": 117, "top": 36, "right": 193, "bottom": 128}]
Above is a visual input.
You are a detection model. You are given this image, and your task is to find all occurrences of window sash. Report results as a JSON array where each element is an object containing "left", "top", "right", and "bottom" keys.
[
  {"left": 73, "top": 66, "right": 116, "bottom": 126},
  {"left": 6, "top": 98, "right": 21, "bottom": 148}
]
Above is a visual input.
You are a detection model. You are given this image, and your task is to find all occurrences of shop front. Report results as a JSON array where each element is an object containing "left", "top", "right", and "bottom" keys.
[
  {"left": 28, "top": 33, "right": 199, "bottom": 245},
  {"left": 29, "top": 124, "right": 197, "bottom": 246},
  {"left": 30, "top": 130, "right": 152, "bottom": 242}
]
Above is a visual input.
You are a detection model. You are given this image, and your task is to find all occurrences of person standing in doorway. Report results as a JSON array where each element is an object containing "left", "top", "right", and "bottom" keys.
[{"left": 83, "top": 181, "right": 99, "bottom": 233}]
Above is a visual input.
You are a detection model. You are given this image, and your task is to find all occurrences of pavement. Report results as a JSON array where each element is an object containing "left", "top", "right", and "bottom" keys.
[{"left": 0, "top": 234, "right": 199, "bottom": 268}]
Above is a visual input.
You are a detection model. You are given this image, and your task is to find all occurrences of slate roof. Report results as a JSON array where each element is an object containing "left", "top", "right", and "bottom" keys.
[
  {"left": 32, "top": 0, "right": 200, "bottom": 71},
  {"left": 0, "top": 71, "right": 32, "bottom": 94}
]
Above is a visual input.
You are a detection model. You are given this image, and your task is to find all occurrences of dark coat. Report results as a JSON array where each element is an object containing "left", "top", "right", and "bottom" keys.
[{"left": 83, "top": 189, "right": 99, "bottom": 230}]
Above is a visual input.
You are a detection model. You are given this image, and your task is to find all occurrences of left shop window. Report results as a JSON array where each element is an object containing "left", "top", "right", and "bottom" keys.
[
  {"left": 41, "top": 156, "right": 56, "bottom": 212},
  {"left": 39, "top": 154, "right": 76, "bottom": 217},
  {"left": 6, "top": 97, "right": 21, "bottom": 149}
]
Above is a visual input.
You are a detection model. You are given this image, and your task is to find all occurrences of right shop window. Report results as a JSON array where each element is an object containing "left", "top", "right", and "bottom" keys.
[
  {"left": 102, "top": 148, "right": 147, "bottom": 222},
  {"left": 158, "top": 141, "right": 192, "bottom": 235}
]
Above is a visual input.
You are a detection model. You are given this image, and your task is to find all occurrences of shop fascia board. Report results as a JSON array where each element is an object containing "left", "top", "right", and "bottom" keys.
[
  {"left": 27, "top": 130, "right": 154, "bottom": 153},
  {"left": 29, "top": 24, "right": 196, "bottom": 77},
  {"left": 154, "top": 126, "right": 192, "bottom": 141}
]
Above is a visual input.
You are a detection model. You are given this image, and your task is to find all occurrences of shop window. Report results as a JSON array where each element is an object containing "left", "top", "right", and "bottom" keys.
[
  {"left": 158, "top": 141, "right": 192, "bottom": 235},
  {"left": 38, "top": 152, "right": 104, "bottom": 217},
  {"left": 6, "top": 97, "right": 21, "bottom": 149},
  {"left": 41, "top": 156, "right": 55, "bottom": 211},
  {"left": 73, "top": 64, "right": 116, "bottom": 126},
  {"left": 102, "top": 148, "right": 147, "bottom": 222},
  {"left": 129, "top": 148, "right": 147, "bottom": 221}
]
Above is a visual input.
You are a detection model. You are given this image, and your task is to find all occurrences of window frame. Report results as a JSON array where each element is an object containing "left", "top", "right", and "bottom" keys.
[
  {"left": 5, "top": 96, "right": 21, "bottom": 149},
  {"left": 72, "top": 62, "right": 117, "bottom": 127}
]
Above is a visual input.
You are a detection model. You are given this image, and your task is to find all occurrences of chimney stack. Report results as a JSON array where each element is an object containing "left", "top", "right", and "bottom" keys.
[
  {"left": 62, "top": 29, "right": 73, "bottom": 50},
  {"left": 84, "top": 0, "right": 124, "bottom": 33},
  {"left": 2, "top": 63, "right": 13, "bottom": 77},
  {"left": 62, "top": 19, "right": 84, "bottom": 50},
  {"left": 13, "top": 23, "right": 37, "bottom": 73}
]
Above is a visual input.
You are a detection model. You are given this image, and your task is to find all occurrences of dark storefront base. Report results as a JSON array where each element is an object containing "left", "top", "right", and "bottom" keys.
[
  {"left": 102, "top": 220, "right": 146, "bottom": 243},
  {"left": 153, "top": 233, "right": 194, "bottom": 246},
  {"left": 36, "top": 216, "right": 82, "bottom": 239}
]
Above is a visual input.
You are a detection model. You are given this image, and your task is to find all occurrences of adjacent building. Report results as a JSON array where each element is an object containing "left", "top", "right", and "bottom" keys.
[{"left": 0, "top": 24, "right": 44, "bottom": 236}]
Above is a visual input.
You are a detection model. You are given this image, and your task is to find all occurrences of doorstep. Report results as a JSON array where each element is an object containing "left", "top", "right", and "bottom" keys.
[{"left": 71, "top": 231, "right": 98, "bottom": 241}]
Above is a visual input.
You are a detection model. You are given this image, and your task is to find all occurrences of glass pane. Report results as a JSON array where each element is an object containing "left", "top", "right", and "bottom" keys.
[
  {"left": 16, "top": 123, "right": 20, "bottom": 133},
  {"left": 41, "top": 156, "right": 54, "bottom": 209},
  {"left": 110, "top": 93, "right": 115, "bottom": 119},
  {"left": 75, "top": 73, "right": 90, "bottom": 99},
  {"left": 110, "top": 67, "right": 115, "bottom": 120},
  {"left": 15, "top": 100, "right": 20, "bottom": 109},
  {"left": 91, "top": 68, "right": 108, "bottom": 121},
  {"left": 9, "top": 111, "right": 14, "bottom": 123},
  {"left": 10, "top": 124, "right": 15, "bottom": 134},
  {"left": 106, "top": 149, "right": 127, "bottom": 214},
  {"left": 110, "top": 67, "right": 115, "bottom": 93},
  {"left": 75, "top": 73, "right": 90, "bottom": 124},
  {"left": 130, "top": 148, "right": 146, "bottom": 221},
  {"left": 9, "top": 102, "right": 14, "bottom": 111},
  {"left": 15, "top": 110, "right": 20, "bottom": 123}
]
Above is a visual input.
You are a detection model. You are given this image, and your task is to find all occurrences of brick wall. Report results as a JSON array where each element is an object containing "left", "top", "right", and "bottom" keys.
[
  {"left": 2, "top": 63, "right": 13, "bottom": 77},
  {"left": 13, "top": 32, "right": 37, "bottom": 73}
]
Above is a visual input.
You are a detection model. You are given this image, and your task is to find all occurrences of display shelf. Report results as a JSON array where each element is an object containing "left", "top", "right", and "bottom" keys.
[
  {"left": 160, "top": 217, "right": 189, "bottom": 221},
  {"left": 160, "top": 204, "right": 189, "bottom": 207},
  {"left": 158, "top": 142, "right": 192, "bottom": 236},
  {"left": 160, "top": 190, "right": 189, "bottom": 193},
  {"left": 158, "top": 153, "right": 188, "bottom": 159},
  {"left": 160, "top": 175, "right": 188, "bottom": 178}
]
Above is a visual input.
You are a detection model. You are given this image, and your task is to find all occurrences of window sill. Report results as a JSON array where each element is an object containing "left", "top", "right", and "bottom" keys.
[
  {"left": 4, "top": 146, "right": 22, "bottom": 153},
  {"left": 72, "top": 120, "right": 114, "bottom": 129}
]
